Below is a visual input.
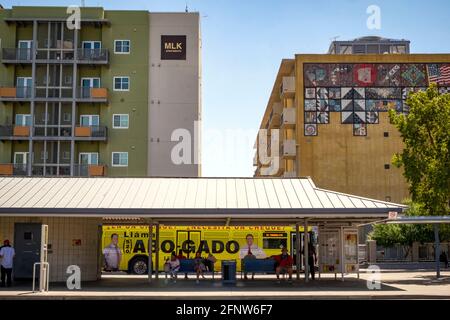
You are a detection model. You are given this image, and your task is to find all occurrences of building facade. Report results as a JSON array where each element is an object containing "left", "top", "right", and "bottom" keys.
[
  {"left": 0, "top": 6, "right": 201, "bottom": 177},
  {"left": 254, "top": 53, "right": 450, "bottom": 203}
]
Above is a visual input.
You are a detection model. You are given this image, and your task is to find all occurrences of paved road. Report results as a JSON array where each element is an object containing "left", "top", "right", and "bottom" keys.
[{"left": 0, "top": 270, "right": 449, "bottom": 299}]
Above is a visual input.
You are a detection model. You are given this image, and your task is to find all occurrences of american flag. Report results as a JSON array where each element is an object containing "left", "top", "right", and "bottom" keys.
[{"left": 427, "top": 64, "right": 450, "bottom": 85}]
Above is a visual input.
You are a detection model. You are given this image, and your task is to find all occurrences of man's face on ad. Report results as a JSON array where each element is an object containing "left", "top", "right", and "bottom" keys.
[
  {"left": 111, "top": 234, "right": 119, "bottom": 246},
  {"left": 246, "top": 235, "right": 254, "bottom": 247}
]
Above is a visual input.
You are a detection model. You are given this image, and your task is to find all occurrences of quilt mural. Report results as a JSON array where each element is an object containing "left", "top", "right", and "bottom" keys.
[{"left": 303, "top": 63, "right": 450, "bottom": 136}]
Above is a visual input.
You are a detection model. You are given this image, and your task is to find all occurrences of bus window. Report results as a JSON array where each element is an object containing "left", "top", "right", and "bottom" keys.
[{"left": 263, "top": 238, "right": 287, "bottom": 250}]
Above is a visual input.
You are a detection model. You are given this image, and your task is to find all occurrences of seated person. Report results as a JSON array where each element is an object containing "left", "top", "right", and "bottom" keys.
[
  {"left": 203, "top": 253, "right": 216, "bottom": 272},
  {"left": 193, "top": 252, "right": 206, "bottom": 284},
  {"left": 176, "top": 249, "right": 188, "bottom": 279},
  {"left": 273, "top": 247, "right": 293, "bottom": 283},
  {"left": 165, "top": 252, "right": 180, "bottom": 283}
]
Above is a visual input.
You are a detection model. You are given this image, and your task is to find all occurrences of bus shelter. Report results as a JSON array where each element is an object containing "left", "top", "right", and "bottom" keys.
[{"left": 0, "top": 177, "right": 406, "bottom": 287}]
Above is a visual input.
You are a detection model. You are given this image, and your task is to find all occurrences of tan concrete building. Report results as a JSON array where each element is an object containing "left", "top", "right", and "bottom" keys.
[{"left": 254, "top": 53, "right": 450, "bottom": 204}]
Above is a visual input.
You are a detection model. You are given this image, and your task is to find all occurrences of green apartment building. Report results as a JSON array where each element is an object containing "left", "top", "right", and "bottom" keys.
[{"left": 0, "top": 6, "right": 201, "bottom": 177}]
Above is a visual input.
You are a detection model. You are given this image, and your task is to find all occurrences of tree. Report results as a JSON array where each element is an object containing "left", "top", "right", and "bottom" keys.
[{"left": 388, "top": 84, "right": 450, "bottom": 216}]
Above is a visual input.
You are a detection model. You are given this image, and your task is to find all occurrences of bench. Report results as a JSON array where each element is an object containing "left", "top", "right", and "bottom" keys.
[
  {"left": 241, "top": 258, "right": 277, "bottom": 279},
  {"left": 167, "top": 259, "right": 215, "bottom": 279}
]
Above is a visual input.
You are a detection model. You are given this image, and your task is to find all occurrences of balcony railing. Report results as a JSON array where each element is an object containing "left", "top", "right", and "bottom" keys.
[
  {"left": 0, "top": 125, "right": 31, "bottom": 139},
  {"left": 280, "top": 76, "right": 295, "bottom": 98},
  {"left": 73, "top": 164, "right": 107, "bottom": 177},
  {"left": 74, "top": 125, "right": 108, "bottom": 140},
  {"left": 0, "top": 86, "right": 108, "bottom": 102},
  {"left": 0, "top": 164, "right": 28, "bottom": 176},
  {"left": 2, "top": 48, "right": 109, "bottom": 64},
  {"left": 281, "top": 139, "right": 296, "bottom": 159}
]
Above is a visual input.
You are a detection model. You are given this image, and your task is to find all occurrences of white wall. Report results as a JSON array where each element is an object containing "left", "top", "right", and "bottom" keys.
[
  {"left": 148, "top": 13, "right": 201, "bottom": 177},
  {"left": 0, "top": 217, "right": 101, "bottom": 282}
]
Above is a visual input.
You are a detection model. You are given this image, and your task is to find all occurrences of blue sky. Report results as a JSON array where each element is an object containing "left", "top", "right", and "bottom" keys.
[{"left": 3, "top": 0, "right": 450, "bottom": 176}]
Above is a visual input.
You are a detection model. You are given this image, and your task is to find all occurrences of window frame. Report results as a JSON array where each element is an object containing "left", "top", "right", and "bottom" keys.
[
  {"left": 112, "top": 114, "right": 129, "bottom": 129},
  {"left": 111, "top": 152, "right": 128, "bottom": 167},
  {"left": 114, "top": 40, "right": 131, "bottom": 54},
  {"left": 113, "top": 76, "right": 130, "bottom": 91}
]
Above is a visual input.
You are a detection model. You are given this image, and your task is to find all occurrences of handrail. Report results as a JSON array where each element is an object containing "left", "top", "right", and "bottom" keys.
[{"left": 32, "top": 262, "right": 50, "bottom": 293}]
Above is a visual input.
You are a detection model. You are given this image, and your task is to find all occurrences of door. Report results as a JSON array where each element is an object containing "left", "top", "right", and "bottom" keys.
[
  {"left": 17, "top": 77, "right": 32, "bottom": 98},
  {"left": 82, "top": 41, "right": 101, "bottom": 59},
  {"left": 176, "top": 230, "right": 201, "bottom": 258},
  {"left": 81, "top": 78, "right": 100, "bottom": 98},
  {"left": 18, "top": 40, "right": 32, "bottom": 60},
  {"left": 13, "top": 152, "right": 28, "bottom": 175},
  {"left": 79, "top": 152, "right": 98, "bottom": 176},
  {"left": 15, "top": 114, "right": 31, "bottom": 126},
  {"left": 13, "top": 223, "right": 42, "bottom": 279},
  {"left": 80, "top": 115, "right": 99, "bottom": 126}
]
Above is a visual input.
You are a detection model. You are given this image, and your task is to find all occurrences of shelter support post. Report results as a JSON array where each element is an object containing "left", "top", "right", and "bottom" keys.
[
  {"left": 155, "top": 222, "right": 160, "bottom": 279},
  {"left": 304, "top": 220, "right": 309, "bottom": 283},
  {"left": 295, "top": 223, "right": 300, "bottom": 280},
  {"left": 148, "top": 222, "right": 153, "bottom": 283},
  {"left": 434, "top": 224, "right": 441, "bottom": 279}
]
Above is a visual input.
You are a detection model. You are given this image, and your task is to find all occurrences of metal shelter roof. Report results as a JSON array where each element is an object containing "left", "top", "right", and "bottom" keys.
[{"left": 0, "top": 177, "right": 406, "bottom": 225}]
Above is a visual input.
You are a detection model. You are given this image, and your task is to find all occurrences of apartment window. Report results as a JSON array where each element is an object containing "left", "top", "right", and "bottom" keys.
[
  {"left": 15, "top": 114, "right": 31, "bottom": 126},
  {"left": 40, "top": 151, "right": 49, "bottom": 160},
  {"left": 112, "top": 152, "right": 128, "bottom": 167},
  {"left": 113, "top": 114, "right": 129, "bottom": 129},
  {"left": 80, "top": 115, "right": 99, "bottom": 126},
  {"left": 63, "top": 113, "right": 71, "bottom": 122},
  {"left": 64, "top": 75, "right": 73, "bottom": 85},
  {"left": 63, "top": 151, "right": 70, "bottom": 160},
  {"left": 82, "top": 41, "right": 102, "bottom": 50},
  {"left": 114, "top": 40, "right": 130, "bottom": 54},
  {"left": 114, "top": 77, "right": 129, "bottom": 91}
]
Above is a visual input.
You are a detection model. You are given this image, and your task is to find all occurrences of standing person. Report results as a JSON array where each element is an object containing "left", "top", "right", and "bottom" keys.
[
  {"left": 274, "top": 247, "right": 293, "bottom": 283},
  {"left": 0, "top": 240, "right": 15, "bottom": 287},
  {"left": 302, "top": 242, "right": 317, "bottom": 280},
  {"left": 103, "top": 233, "right": 122, "bottom": 272},
  {"left": 239, "top": 234, "right": 266, "bottom": 280},
  {"left": 193, "top": 252, "right": 206, "bottom": 284}
]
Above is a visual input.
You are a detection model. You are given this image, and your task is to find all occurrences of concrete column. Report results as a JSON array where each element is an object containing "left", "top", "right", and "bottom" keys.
[
  {"left": 412, "top": 242, "right": 419, "bottom": 262},
  {"left": 304, "top": 220, "right": 309, "bottom": 283},
  {"left": 367, "top": 240, "right": 377, "bottom": 264},
  {"left": 295, "top": 223, "right": 301, "bottom": 280},
  {"left": 148, "top": 222, "right": 153, "bottom": 283},
  {"left": 155, "top": 223, "right": 159, "bottom": 279}
]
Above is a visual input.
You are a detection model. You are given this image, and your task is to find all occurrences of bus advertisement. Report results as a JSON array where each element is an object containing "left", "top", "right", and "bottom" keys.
[{"left": 102, "top": 225, "right": 313, "bottom": 274}]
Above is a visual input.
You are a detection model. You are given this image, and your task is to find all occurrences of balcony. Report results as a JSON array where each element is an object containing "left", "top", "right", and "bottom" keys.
[
  {"left": 2, "top": 48, "right": 109, "bottom": 65},
  {"left": 0, "top": 125, "right": 30, "bottom": 140},
  {"left": 281, "top": 139, "right": 296, "bottom": 159},
  {"left": 280, "top": 76, "right": 295, "bottom": 98},
  {"left": 74, "top": 126, "right": 108, "bottom": 141},
  {"left": 269, "top": 102, "right": 282, "bottom": 129},
  {"left": 73, "top": 164, "right": 107, "bottom": 177},
  {"left": 281, "top": 108, "right": 296, "bottom": 128},
  {"left": 0, "top": 164, "right": 27, "bottom": 176},
  {"left": 0, "top": 86, "right": 108, "bottom": 103}
]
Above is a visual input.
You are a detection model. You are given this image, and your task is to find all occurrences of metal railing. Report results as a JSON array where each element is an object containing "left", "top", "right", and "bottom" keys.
[
  {"left": 32, "top": 262, "right": 49, "bottom": 293},
  {"left": 2, "top": 48, "right": 109, "bottom": 63},
  {"left": 0, "top": 125, "right": 13, "bottom": 137}
]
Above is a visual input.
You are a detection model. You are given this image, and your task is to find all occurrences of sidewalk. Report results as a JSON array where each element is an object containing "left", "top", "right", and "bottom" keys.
[{"left": 0, "top": 270, "right": 449, "bottom": 300}]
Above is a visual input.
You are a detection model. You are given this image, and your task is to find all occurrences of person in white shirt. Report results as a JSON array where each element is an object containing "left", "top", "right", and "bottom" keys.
[
  {"left": 166, "top": 252, "right": 180, "bottom": 283},
  {"left": 103, "top": 234, "right": 122, "bottom": 272},
  {"left": 239, "top": 234, "right": 266, "bottom": 280},
  {"left": 0, "top": 240, "right": 15, "bottom": 287}
]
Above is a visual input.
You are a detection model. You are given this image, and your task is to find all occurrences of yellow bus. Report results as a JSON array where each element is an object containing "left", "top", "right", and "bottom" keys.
[{"left": 102, "top": 225, "right": 312, "bottom": 274}]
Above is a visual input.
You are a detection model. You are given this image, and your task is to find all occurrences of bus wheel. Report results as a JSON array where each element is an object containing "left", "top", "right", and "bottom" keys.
[{"left": 130, "top": 257, "right": 148, "bottom": 275}]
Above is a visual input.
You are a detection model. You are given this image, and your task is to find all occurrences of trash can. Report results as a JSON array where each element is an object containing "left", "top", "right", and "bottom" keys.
[{"left": 221, "top": 260, "right": 236, "bottom": 284}]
